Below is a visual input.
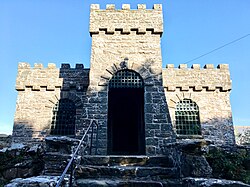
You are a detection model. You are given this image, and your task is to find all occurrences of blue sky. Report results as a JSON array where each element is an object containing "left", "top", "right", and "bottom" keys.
[{"left": 0, "top": 0, "right": 250, "bottom": 134}]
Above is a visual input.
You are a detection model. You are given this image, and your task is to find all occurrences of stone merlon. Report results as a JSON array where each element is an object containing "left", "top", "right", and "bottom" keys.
[{"left": 89, "top": 4, "right": 163, "bottom": 35}]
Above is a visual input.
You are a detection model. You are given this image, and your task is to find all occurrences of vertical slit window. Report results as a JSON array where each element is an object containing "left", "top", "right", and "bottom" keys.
[{"left": 175, "top": 99, "right": 201, "bottom": 135}]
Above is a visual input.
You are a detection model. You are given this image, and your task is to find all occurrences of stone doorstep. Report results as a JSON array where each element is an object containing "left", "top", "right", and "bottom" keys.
[
  {"left": 75, "top": 165, "right": 179, "bottom": 180},
  {"left": 81, "top": 155, "right": 175, "bottom": 167}
]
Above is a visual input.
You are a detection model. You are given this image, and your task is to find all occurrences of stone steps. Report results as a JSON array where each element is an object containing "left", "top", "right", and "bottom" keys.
[
  {"left": 75, "top": 165, "right": 178, "bottom": 180},
  {"left": 44, "top": 154, "right": 180, "bottom": 186},
  {"left": 81, "top": 155, "right": 176, "bottom": 167},
  {"left": 44, "top": 152, "right": 72, "bottom": 175},
  {"left": 75, "top": 178, "right": 183, "bottom": 187},
  {"left": 74, "top": 155, "right": 180, "bottom": 186}
]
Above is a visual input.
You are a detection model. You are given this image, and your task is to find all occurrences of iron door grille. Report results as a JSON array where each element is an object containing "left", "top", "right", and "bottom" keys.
[{"left": 109, "top": 70, "right": 144, "bottom": 89}]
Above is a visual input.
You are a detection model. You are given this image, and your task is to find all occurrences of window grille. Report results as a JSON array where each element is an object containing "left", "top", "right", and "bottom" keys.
[
  {"left": 51, "top": 99, "right": 76, "bottom": 136},
  {"left": 175, "top": 99, "right": 201, "bottom": 135},
  {"left": 109, "top": 70, "right": 144, "bottom": 89}
]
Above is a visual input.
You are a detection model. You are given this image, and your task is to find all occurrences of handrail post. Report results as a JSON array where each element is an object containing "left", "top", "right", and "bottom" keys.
[
  {"left": 90, "top": 124, "right": 94, "bottom": 155},
  {"left": 95, "top": 122, "right": 99, "bottom": 155},
  {"left": 55, "top": 120, "right": 98, "bottom": 187},
  {"left": 69, "top": 158, "right": 74, "bottom": 187}
]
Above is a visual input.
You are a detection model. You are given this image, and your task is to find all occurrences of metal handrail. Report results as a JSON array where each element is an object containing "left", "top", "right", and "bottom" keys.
[{"left": 56, "top": 120, "right": 98, "bottom": 187}]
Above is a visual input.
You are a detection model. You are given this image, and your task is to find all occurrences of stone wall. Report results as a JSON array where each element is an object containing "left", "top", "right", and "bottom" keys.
[
  {"left": 163, "top": 64, "right": 235, "bottom": 145},
  {"left": 0, "top": 144, "right": 44, "bottom": 185},
  {"left": 13, "top": 63, "right": 89, "bottom": 144},
  {"left": 0, "top": 134, "right": 11, "bottom": 149},
  {"left": 234, "top": 126, "right": 250, "bottom": 145}
]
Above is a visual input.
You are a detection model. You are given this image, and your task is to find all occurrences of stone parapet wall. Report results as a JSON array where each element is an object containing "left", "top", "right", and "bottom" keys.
[
  {"left": 16, "top": 62, "right": 89, "bottom": 91},
  {"left": 13, "top": 62, "right": 89, "bottom": 144},
  {"left": 89, "top": 4, "right": 163, "bottom": 35},
  {"left": 163, "top": 64, "right": 231, "bottom": 92},
  {"left": 163, "top": 64, "right": 235, "bottom": 145}
]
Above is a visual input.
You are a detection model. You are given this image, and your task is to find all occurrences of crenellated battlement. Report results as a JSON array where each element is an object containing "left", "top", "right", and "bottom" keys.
[
  {"left": 90, "top": 4, "right": 162, "bottom": 10},
  {"left": 18, "top": 62, "right": 85, "bottom": 69},
  {"left": 165, "top": 63, "right": 229, "bottom": 70},
  {"left": 163, "top": 64, "right": 232, "bottom": 92},
  {"left": 16, "top": 62, "right": 89, "bottom": 91},
  {"left": 89, "top": 4, "right": 163, "bottom": 35}
]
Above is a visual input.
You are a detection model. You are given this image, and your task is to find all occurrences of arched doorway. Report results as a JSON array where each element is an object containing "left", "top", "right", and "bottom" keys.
[{"left": 108, "top": 70, "right": 145, "bottom": 155}]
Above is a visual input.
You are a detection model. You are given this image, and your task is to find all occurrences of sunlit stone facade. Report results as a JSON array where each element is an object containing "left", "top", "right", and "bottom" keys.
[{"left": 12, "top": 4, "right": 235, "bottom": 155}]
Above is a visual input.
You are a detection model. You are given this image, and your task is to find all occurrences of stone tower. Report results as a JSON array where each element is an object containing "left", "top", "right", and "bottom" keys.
[{"left": 86, "top": 4, "right": 175, "bottom": 155}]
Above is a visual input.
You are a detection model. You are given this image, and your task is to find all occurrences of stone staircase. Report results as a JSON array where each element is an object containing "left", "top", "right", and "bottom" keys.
[
  {"left": 42, "top": 136, "right": 182, "bottom": 186},
  {"left": 74, "top": 155, "right": 182, "bottom": 187}
]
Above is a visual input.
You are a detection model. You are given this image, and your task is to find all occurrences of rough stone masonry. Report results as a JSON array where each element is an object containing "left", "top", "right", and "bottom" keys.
[{"left": 12, "top": 4, "right": 235, "bottom": 155}]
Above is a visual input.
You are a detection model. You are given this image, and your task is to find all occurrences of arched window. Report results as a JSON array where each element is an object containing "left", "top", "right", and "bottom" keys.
[
  {"left": 175, "top": 99, "right": 201, "bottom": 135},
  {"left": 51, "top": 99, "right": 76, "bottom": 136}
]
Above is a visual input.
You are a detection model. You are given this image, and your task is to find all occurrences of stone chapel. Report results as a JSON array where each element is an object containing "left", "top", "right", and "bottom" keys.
[{"left": 12, "top": 4, "right": 235, "bottom": 156}]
